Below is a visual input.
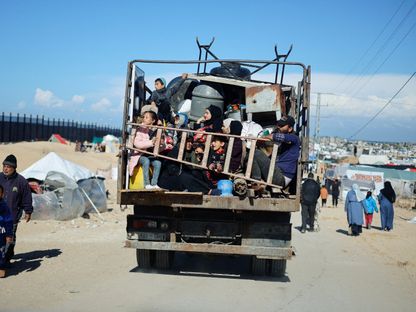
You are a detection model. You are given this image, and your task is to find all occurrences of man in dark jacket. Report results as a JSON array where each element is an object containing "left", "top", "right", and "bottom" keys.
[
  {"left": 0, "top": 154, "right": 33, "bottom": 263},
  {"left": 331, "top": 179, "right": 341, "bottom": 207},
  {"left": 300, "top": 172, "right": 321, "bottom": 233}
]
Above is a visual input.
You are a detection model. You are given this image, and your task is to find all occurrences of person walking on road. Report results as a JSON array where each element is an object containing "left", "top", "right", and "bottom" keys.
[
  {"left": 0, "top": 155, "right": 33, "bottom": 264},
  {"left": 320, "top": 185, "right": 328, "bottom": 207},
  {"left": 378, "top": 181, "right": 396, "bottom": 231},
  {"left": 300, "top": 172, "right": 321, "bottom": 233},
  {"left": 331, "top": 179, "right": 340, "bottom": 207},
  {"left": 345, "top": 184, "right": 365, "bottom": 236},
  {"left": 363, "top": 191, "right": 378, "bottom": 229},
  {"left": 0, "top": 184, "right": 13, "bottom": 277}
]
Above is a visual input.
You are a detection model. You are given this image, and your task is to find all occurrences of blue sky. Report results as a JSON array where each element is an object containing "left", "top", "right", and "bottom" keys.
[{"left": 1, "top": 0, "right": 415, "bottom": 142}]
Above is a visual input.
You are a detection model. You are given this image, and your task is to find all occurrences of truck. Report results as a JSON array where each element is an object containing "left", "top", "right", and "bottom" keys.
[{"left": 117, "top": 39, "right": 311, "bottom": 277}]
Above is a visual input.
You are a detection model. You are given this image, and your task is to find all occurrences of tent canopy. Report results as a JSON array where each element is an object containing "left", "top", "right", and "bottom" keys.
[
  {"left": 48, "top": 134, "right": 68, "bottom": 144},
  {"left": 21, "top": 152, "right": 94, "bottom": 182},
  {"left": 102, "top": 134, "right": 119, "bottom": 143},
  {"left": 92, "top": 136, "right": 103, "bottom": 144}
]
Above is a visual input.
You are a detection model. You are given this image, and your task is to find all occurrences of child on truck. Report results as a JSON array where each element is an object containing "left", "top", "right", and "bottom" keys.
[
  {"left": 205, "top": 135, "right": 227, "bottom": 188},
  {"left": 129, "top": 110, "right": 162, "bottom": 190},
  {"left": 149, "top": 73, "right": 188, "bottom": 124},
  {"left": 0, "top": 184, "right": 13, "bottom": 278}
]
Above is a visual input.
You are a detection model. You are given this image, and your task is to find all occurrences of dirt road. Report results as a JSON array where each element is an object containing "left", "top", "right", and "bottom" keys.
[
  {"left": 1, "top": 189, "right": 415, "bottom": 312},
  {"left": 1, "top": 143, "right": 415, "bottom": 311}
]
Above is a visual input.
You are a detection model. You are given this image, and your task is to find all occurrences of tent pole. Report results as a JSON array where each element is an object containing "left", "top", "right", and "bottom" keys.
[{"left": 80, "top": 187, "right": 105, "bottom": 221}]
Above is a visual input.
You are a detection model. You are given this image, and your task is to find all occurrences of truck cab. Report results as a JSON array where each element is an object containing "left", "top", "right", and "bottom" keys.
[{"left": 117, "top": 39, "right": 311, "bottom": 277}]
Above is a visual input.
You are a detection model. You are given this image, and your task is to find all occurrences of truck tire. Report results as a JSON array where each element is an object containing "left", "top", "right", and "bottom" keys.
[
  {"left": 154, "top": 250, "right": 174, "bottom": 270},
  {"left": 136, "top": 249, "right": 153, "bottom": 269},
  {"left": 251, "top": 256, "right": 268, "bottom": 276},
  {"left": 270, "top": 259, "right": 286, "bottom": 277}
]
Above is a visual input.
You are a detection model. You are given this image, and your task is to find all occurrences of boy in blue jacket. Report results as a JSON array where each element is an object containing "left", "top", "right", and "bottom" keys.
[{"left": 0, "top": 184, "right": 14, "bottom": 278}]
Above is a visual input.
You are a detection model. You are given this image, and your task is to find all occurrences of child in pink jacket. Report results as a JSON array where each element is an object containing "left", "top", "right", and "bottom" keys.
[{"left": 129, "top": 111, "right": 162, "bottom": 189}]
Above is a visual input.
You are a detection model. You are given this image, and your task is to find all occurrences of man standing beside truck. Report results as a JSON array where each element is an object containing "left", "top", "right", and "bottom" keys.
[{"left": 300, "top": 172, "right": 321, "bottom": 233}]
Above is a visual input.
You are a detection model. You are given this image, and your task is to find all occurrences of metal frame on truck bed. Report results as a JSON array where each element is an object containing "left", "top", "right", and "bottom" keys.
[{"left": 118, "top": 40, "right": 311, "bottom": 277}]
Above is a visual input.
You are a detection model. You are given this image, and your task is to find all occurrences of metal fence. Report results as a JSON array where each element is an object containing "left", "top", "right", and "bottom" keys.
[{"left": 0, "top": 113, "right": 121, "bottom": 143}]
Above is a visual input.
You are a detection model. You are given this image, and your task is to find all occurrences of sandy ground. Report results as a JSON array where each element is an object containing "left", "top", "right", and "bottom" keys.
[{"left": 0, "top": 142, "right": 416, "bottom": 312}]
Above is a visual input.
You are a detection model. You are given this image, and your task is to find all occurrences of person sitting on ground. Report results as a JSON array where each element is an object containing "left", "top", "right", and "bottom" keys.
[
  {"left": 222, "top": 119, "right": 245, "bottom": 173},
  {"left": 251, "top": 115, "right": 300, "bottom": 189},
  {"left": 0, "top": 185, "right": 13, "bottom": 278},
  {"left": 193, "top": 105, "right": 224, "bottom": 143},
  {"left": 128, "top": 110, "right": 162, "bottom": 190},
  {"left": 149, "top": 73, "right": 188, "bottom": 124}
]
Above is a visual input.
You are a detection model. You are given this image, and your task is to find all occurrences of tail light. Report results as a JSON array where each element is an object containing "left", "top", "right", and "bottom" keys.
[{"left": 131, "top": 219, "right": 157, "bottom": 229}]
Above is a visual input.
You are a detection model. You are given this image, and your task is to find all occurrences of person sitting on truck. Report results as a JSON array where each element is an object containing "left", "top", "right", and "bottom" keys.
[
  {"left": 193, "top": 105, "right": 224, "bottom": 143},
  {"left": 204, "top": 135, "right": 227, "bottom": 188},
  {"left": 149, "top": 73, "right": 188, "bottom": 124},
  {"left": 128, "top": 110, "right": 162, "bottom": 190},
  {"left": 250, "top": 115, "right": 300, "bottom": 189},
  {"left": 222, "top": 119, "right": 245, "bottom": 173},
  {"left": 183, "top": 137, "right": 194, "bottom": 163}
]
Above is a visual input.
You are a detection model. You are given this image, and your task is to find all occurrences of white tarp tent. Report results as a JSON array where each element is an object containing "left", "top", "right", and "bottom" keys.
[
  {"left": 21, "top": 152, "right": 107, "bottom": 221},
  {"left": 102, "top": 134, "right": 119, "bottom": 153},
  {"left": 22, "top": 152, "right": 93, "bottom": 181}
]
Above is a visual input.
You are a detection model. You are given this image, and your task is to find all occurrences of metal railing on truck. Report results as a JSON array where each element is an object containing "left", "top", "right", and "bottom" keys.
[{"left": 118, "top": 58, "right": 311, "bottom": 207}]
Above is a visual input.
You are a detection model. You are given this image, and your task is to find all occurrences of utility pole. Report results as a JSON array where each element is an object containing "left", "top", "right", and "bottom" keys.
[{"left": 313, "top": 93, "right": 321, "bottom": 173}]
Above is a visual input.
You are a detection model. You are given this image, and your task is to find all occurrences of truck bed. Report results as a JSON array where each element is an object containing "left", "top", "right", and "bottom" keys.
[{"left": 119, "top": 189, "right": 299, "bottom": 212}]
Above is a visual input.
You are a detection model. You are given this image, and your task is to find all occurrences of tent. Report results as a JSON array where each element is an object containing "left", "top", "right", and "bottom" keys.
[
  {"left": 21, "top": 152, "right": 107, "bottom": 221},
  {"left": 48, "top": 134, "right": 68, "bottom": 144},
  {"left": 92, "top": 136, "right": 103, "bottom": 144},
  {"left": 101, "top": 134, "right": 119, "bottom": 153}
]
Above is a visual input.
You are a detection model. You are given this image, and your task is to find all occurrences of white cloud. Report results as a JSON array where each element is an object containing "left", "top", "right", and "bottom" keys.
[
  {"left": 72, "top": 95, "right": 85, "bottom": 104},
  {"left": 254, "top": 72, "right": 416, "bottom": 120},
  {"left": 34, "top": 88, "right": 64, "bottom": 107},
  {"left": 91, "top": 98, "right": 112, "bottom": 112},
  {"left": 33, "top": 88, "right": 87, "bottom": 110}
]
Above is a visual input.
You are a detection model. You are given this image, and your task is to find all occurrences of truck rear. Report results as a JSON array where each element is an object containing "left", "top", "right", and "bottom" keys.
[{"left": 117, "top": 40, "right": 311, "bottom": 276}]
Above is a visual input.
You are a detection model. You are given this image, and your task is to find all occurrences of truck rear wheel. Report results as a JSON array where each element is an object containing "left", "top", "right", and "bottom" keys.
[
  {"left": 251, "top": 256, "right": 268, "bottom": 276},
  {"left": 154, "top": 250, "right": 174, "bottom": 270},
  {"left": 136, "top": 249, "right": 154, "bottom": 269},
  {"left": 269, "top": 259, "right": 286, "bottom": 277}
]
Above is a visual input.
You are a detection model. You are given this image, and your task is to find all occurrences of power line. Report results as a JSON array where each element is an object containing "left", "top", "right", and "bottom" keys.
[
  {"left": 350, "top": 18, "right": 416, "bottom": 98},
  {"left": 342, "top": 1, "right": 416, "bottom": 95},
  {"left": 333, "top": 0, "right": 406, "bottom": 92},
  {"left": 348, "top": 71, "right": 416, "bottom": 140}
]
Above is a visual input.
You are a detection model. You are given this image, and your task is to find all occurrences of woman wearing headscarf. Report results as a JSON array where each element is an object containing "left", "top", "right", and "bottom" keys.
[
  {"left": 345, "top": 184, "right": 365, "bottom": 236},
  {"left": 223, "top": 119, "right": 244, "bottom": 173},
  {"left": 378, "top": 181, "right": 396, "bottom": 231},
  {"left": 193, "top": 105, "right": 224, "bottom": 142}
]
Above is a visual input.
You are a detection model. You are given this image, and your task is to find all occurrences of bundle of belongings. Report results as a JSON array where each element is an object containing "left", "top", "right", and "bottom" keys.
[{"left": 21, "top": 152, "right": 107, "bottom": 221}]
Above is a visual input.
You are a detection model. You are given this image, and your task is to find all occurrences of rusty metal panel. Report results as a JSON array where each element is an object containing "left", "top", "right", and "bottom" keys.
[
  {"left": 125, "top": 240, "right": 292, "bottom": 259},
  {"left": 245, "top": 85, "right": 283, "bottom": 113}
]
